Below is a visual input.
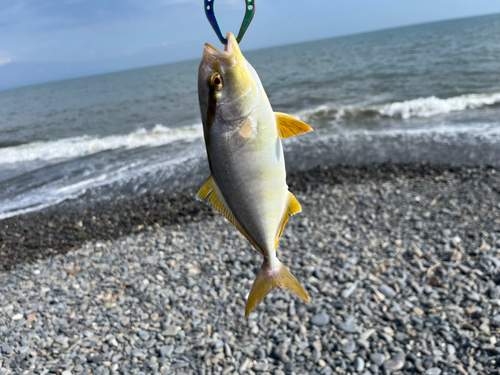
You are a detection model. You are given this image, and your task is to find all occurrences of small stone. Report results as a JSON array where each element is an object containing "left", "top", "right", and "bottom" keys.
[
  {"left": 425, "top": 368, "right": 442, "bottom": 375},
  {"left": 451, "top": 236, "right": 462, "bottom": 247},
  {"left": 175, "top": 346, "right": 186, "bottom": 354},
  {"left": 479, "top": 322, "right": 490, "bottom": 332},
  {"left": 248, "top": 312, "right": 259, "bottom": 320},
  {"left": 360, "top": 329, "right": 376, "bottom": 341},
  {"left": 383, "top": 352, "right": 405, "bottom": 372},
  {"left": 342, "top": 282, "right": 358, "bottom": 298},
  {"left": 1, "top": 344, "right": 13, "bottom": 353},
  {"left": 432, "top": 349, "right": 444, "bottom": 357},
  {"left": 159, "top": 345, "right": 174, "bottom": 357},
  {"left": 489, "top": 286, "right": 500, "bottom": 299},
  {"left": 164, "top": 325, "right": 181, "bottom": 336},
  {"left": 342, "top": 341, "right": 356, "bottom": 354},
  {"left": 11, "top": 313, "right": 23, "bottom": 321},
  {"left": 132, "top": 349, "right": 147, "bottom": 359},
  {"left": 355, "top": 357, "right": 366, "bottom": 372},
  {"left": 467, "top": 292, "right": 481, "bottom": 302},
  {"left": 311, "top": 312, "right": 330, "bottom": 326},
  {"left": 92, "top": 355, "right": 104, "bottom": 365},
  {"left": 380, "top": 332, "right": 393, "bottom": 343},
  {"left": 138, "top": 330, "right": 150, "bottom": 341},
  {"left": 447, "top": 344, "right": 456, "bottom": 354},
  {"left": 16, "top": 346, "right": 30, "bottom": 354},
  {"left": 357, "top": 339, "right": 370, "bottom": 349},
  {"left": 240, "top": 358, "right": 252, "bottom": 372},
  {"left": 395, "top": 332, "right": 409, "bottom": 343},
  {"left": 175, "top": 286, "right": 187, "bottom": 297},
  {"left": 413, "top": 307, "right": 424, "bottom": 315},
  {"left": 338, "top": 321, "right": 359, "bottom": 333},
  {"left": 450, "top": 250, "right": 462, "bottom": 261},
  {"left": 370, "top": 353, "right": 385, "bottom": 366},
  {"left": 491, "top": 314, "right": 500, "bottom": 326},
  {"left": 273, "top": 343, "right": 291, "bottom": 363},
  {"left": 378, "top": 285, "right": 397, "bottom": 298},
  {"left": 311, "top": 340, "right": 322, "bottom": 352},
  {"left": 314, "top": 268, "right": 323, "bottom": 279},
  {"left": 253, "top": 361, "right": 268, "bottom": 372}
]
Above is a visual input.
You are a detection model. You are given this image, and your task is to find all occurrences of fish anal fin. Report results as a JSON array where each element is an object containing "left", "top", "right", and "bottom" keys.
[
  {"left": 245, "top": 260, "right": 309, "bottom": 317},
  {"left": 275, "top": 112, "right": 313, "bottom": 139},
  {"left": 274, "top": 192, "right": 302, "bottom": 249},
  {"left": 197, "top": 175, "right": 261, "bottom": 253}
]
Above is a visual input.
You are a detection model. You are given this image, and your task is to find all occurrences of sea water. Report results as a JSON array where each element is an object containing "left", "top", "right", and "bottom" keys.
[{"left": 0, "top": 14, "right": 499, "bottom": 219}]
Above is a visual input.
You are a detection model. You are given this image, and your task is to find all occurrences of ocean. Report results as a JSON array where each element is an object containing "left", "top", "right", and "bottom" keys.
[{"left": 0, "top": 14, "right": 499, "bottom": 220}]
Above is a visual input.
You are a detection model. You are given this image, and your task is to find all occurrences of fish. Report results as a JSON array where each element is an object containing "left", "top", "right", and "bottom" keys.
[{"left": 197, "top": 32, "right": 313, "bottom": 317}]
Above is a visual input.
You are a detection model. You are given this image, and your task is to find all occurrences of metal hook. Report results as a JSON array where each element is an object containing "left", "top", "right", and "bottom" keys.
[{"left": 204, "top": 0, "right": 255, "bottom": 45}]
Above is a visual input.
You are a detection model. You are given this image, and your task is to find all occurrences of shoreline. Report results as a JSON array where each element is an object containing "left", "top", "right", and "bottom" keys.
[
  {"left": 1, "top": 162, "right": 499, "bottom": 373},
  {"left": 0, "top": 162, "right": 498, "bottom": 272}
]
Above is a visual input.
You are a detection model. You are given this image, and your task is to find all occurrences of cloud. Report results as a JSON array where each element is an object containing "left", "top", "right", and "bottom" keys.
[{"left": 0, "top": 52, "right": 15, "bottom": 67}]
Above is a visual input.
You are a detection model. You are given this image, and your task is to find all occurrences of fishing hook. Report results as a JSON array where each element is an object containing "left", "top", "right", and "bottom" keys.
[{"left": 204, "top": 0, "right": 255, "bottom": 45}]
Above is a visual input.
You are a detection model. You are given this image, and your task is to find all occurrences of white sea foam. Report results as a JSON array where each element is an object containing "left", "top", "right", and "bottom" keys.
[
  {"left": 0, "top": 151, "right": 202, "bottom": 220},
  {"left": 377, "top": 92, "right": 500, "bottom": 119},
  {"left": 3, "top": 92, "right": 498, "bottom": 166},
  {"left": 296, "top": 91, "right": 500, "bottom": 122},
  {"left": 0, "top": 124, "right": 203, "bottom": 165},
  {"left": 2, "top": 121, "right": 499, "bottom": 220}
]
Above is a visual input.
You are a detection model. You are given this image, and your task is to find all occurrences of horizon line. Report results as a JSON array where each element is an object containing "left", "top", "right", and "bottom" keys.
[{"left": 1, "top": 11, "right": 498, "bottom": 93}]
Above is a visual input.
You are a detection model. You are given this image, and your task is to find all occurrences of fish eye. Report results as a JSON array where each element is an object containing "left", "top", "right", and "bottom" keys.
[{"left": 210, "top": 73, "right": 223, "bottom": 90}]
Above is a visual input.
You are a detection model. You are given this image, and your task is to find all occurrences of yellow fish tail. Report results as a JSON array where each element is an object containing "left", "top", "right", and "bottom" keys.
[{"left": 245, "top": 260, "right": 309, "bottom": 317}]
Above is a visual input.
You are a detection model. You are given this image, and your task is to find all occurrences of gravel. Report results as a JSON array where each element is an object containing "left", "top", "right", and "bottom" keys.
[{"left": 0, "top": 163, "right": 500, "bottom": 374}]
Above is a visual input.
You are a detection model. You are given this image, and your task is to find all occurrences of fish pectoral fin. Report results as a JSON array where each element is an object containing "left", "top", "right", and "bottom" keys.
[
  {"left": 287, "top": 192, "right": 302, "bottom": 216},
  {"left": 274, "top": 192, "right": 302, "bottom": 249},
  {"left": 197, "top": 175, "right": 259, "bottom": 250},
  {"left": 275, "top": 112, "right": 313, "bottom": 139}
]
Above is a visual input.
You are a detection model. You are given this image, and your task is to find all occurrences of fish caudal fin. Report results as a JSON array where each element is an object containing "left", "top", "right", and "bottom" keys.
[
  {"left": 275, "top": 112, "right": 313, "bottom": 139},
  {"left": 245, "top": 260, "right": 309, "bottom": 317}
]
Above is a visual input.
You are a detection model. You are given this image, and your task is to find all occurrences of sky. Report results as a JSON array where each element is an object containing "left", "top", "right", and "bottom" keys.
[{"left": 1, "top": 0, "right": 500, "bottom": 90}]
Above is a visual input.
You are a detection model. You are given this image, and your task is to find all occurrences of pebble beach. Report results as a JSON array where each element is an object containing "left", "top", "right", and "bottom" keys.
[{"left": 1, "top": 163, "right": 500, "bottom": 375}]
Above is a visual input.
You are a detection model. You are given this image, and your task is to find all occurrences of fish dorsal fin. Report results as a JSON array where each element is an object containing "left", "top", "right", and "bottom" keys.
[
  {"left": 275, "top": 112, "right": 313, "bottom": 139},
  {"left": 274, "top": 192, "right": 302, "bottom": 249},
  {"left": 197, "top": 175, "right": 261, "bottom": 252}
]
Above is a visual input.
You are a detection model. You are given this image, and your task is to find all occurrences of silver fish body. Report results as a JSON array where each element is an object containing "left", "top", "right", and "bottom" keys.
[{"left": 197, "top": 32, "right": 312, "bottom": 316}]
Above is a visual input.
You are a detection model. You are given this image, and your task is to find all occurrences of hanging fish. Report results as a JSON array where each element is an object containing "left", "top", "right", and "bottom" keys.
[{"left": 197, "top": 32, "right": 312, "bottom": 317}]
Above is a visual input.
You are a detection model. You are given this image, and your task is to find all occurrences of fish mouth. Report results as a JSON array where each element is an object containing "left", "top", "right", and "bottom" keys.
[{"left": 203, "top": 32, "right": 239, "bottom": 68}]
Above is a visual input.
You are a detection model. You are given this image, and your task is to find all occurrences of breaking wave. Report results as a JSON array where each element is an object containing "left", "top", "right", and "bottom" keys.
[
  {"left": 297, "top": 91, "right": 500, "bottom": 123},
  {"left": 2, "top": 91, "right": 498, "bottom": 166},
  {"left": 0, "top": 124, "right": 203, "bottom": 165}
]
